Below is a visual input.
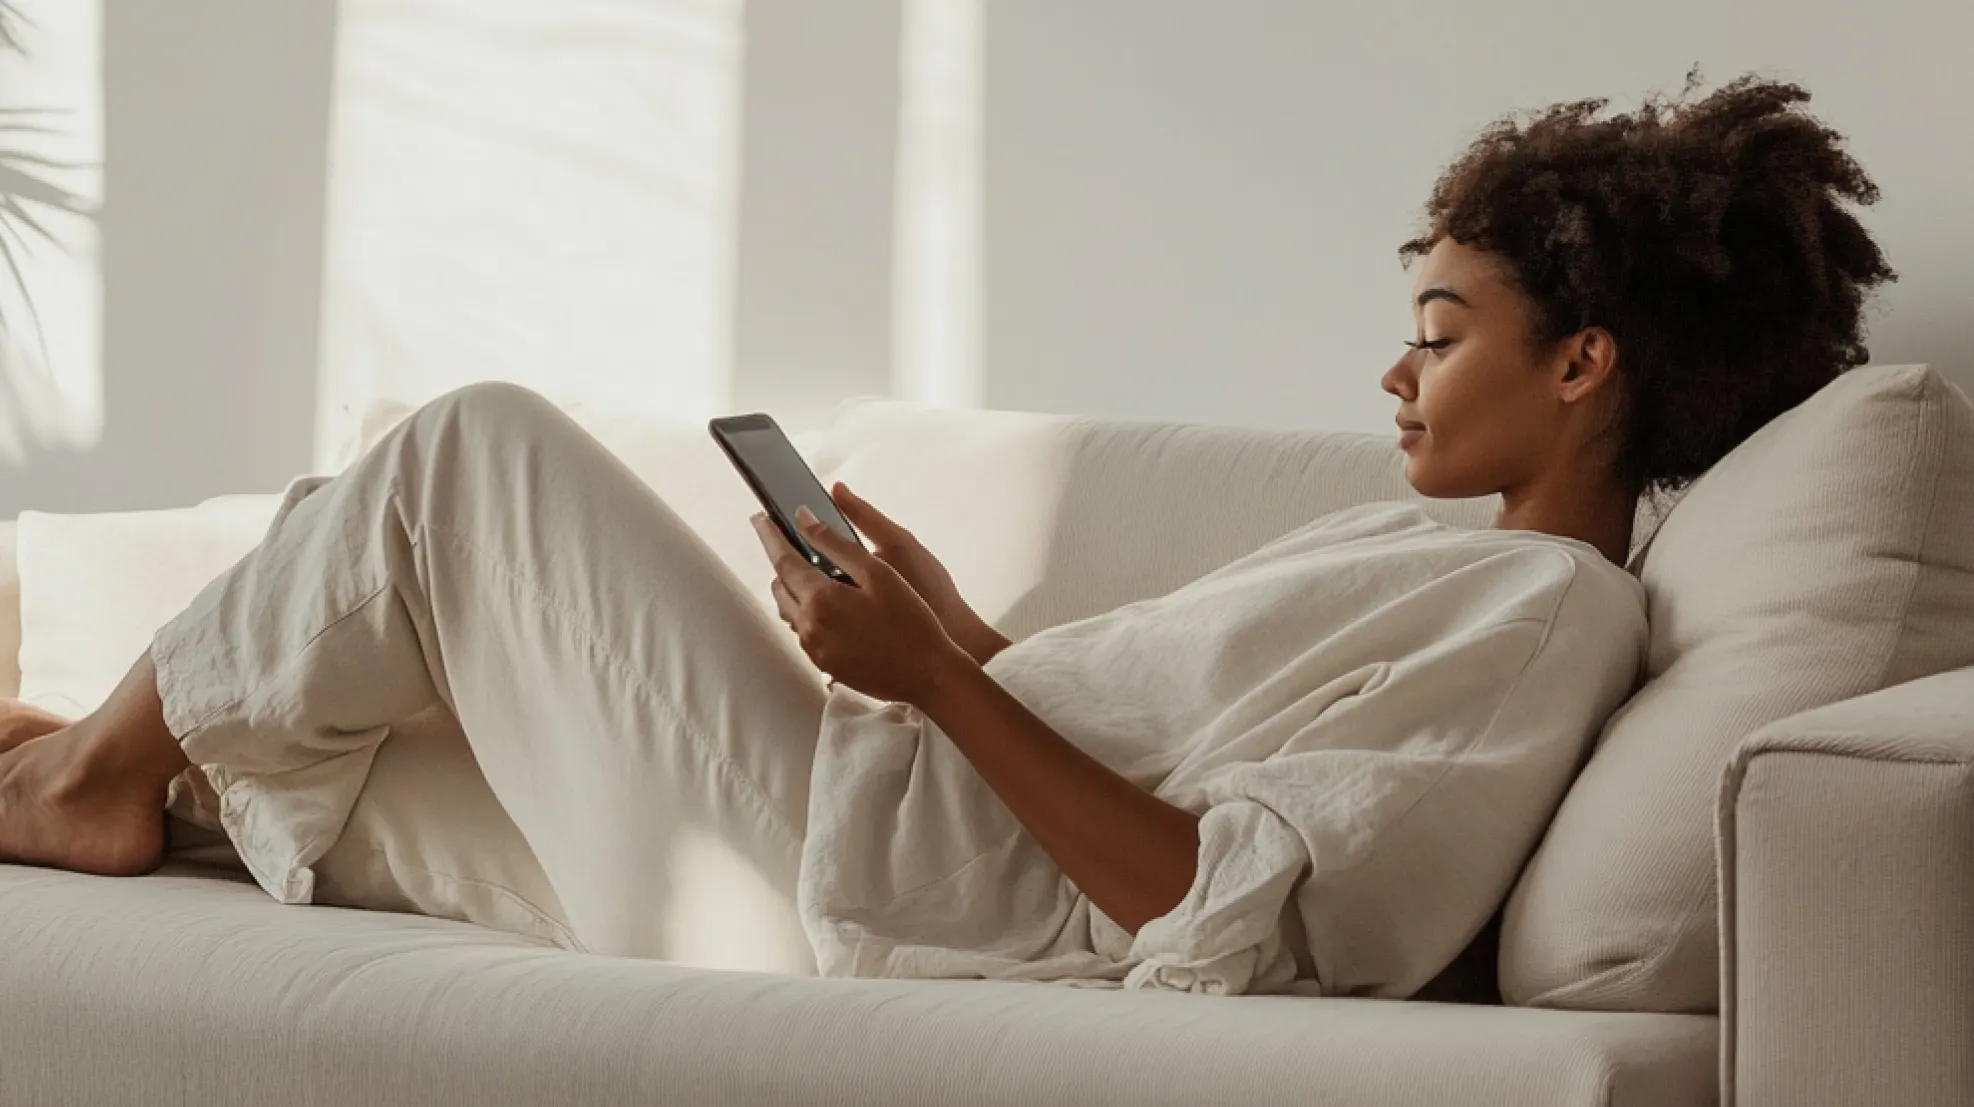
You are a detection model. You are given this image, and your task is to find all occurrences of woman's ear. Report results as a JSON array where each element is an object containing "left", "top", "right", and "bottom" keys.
[{"left": 1557, "top": 327, "right": 1619, "bottom": 403}]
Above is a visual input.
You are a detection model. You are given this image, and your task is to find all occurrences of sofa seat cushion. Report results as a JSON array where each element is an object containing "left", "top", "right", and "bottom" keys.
[{"left": 0, "top": 864, "right": 1716, "bottom": 1107}]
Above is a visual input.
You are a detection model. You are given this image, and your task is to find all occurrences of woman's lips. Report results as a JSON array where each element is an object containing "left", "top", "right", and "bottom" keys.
[{"left": 1396, "top": 421, "right": 1426, "bottom": 450}]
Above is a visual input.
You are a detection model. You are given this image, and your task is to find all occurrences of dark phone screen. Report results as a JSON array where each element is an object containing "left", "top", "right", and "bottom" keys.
[{"left": 725, "top": 425, "right": 861, "bottom": 549}]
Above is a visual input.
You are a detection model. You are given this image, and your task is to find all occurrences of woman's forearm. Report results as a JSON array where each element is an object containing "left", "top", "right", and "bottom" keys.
[
  {"left": 954, "top": 622, "right": 1013, "bottom": 667},
  {"left": 912, "top": 654, "right": 1202, "bottom": 937}
]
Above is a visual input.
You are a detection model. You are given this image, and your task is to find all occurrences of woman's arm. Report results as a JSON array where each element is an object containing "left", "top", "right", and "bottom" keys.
[
  {"left": 914, "top": 651, "right": 1203, "bottom": 938},
  {"left": 827, "top": 483, "right": 1013, "bottom": 667},
  {"left": 952, "top": 625, "right": 1013, "bottom": 667},
  {"left": 757, "top": 506, "right": 1201, "bottom": 938}
]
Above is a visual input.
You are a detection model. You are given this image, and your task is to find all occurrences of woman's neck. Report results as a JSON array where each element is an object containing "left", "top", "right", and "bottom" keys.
[{"left": 1494, "top": 480, "right": 1637, "bottom": 566}]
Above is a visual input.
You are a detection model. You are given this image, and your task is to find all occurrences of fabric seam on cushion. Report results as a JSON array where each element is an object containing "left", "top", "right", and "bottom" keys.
[
  {"left": 1716, "top": 746, "right": 1746, "bottom": 1107},
  {"left": 1578, "top": 864, "right": 1718, "bottom": 1010},
  {"left": 1874, "top": 370, "right": 1949, "bottom": 691},
  {"left": 1738, "top": 732, "right": 1974, "bottom": 767}
]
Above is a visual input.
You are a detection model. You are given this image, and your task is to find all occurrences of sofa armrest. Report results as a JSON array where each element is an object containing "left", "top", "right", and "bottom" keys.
[{"left": 1718, "top": 667, "right": 1974, "bottom": 1107}]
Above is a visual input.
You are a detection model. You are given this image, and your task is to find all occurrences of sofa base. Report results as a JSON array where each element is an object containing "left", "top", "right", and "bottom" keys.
[{"left": 0, "top": 863, "right": 1716, "bottom": 1107}]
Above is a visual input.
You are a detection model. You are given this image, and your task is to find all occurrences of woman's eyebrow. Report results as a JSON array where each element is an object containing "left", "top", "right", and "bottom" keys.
[{"left": 1416, "top": 287, "right": 1470, "bottom": 308}]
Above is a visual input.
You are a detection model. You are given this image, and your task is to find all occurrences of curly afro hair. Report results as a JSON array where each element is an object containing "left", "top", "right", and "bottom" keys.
[{"left": 1399, "top": 72, "right": 1896, "bottom": 496}]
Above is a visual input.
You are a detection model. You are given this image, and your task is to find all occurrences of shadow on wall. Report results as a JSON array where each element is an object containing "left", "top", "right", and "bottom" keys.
[
  {"left": 0, "top": 0, "right": 333, "bottom": 519},
  {"left": 0, "top": 0, "right": 97, "bottom": 495}
]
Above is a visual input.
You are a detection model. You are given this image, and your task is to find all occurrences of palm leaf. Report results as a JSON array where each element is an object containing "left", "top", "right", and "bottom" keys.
[
  {"left": 0, "top": 115, "right": 66, "bottom": 155},
  {"left": 0, "top": 149, "right": 87, "bottom": 173},
  {"left": 0, "top": 160, "right": 91, "bottom": 215},
  {"left": 0, "top": 154, "right": 93, "bottom": 369},
  {"left": 0, "top": 0, "right": 100, "bottom": 453},
  {"left": 0, "top": 214, "right": 52, "bottom": 375},
  {"left": 0, "top": 2, "right": 22, "bottom": 56},
  {"left": 3, "top": 193, "right": 66, "bottom": 242}
]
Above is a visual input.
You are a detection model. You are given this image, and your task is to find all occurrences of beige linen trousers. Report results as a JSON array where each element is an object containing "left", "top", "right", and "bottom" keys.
[{"left": 152, "top": 382, "right": 828, "bottom": 975}]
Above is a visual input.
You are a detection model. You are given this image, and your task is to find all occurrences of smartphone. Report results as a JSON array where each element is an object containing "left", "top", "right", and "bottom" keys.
[{"left": 709, "top": 413, "right": 867, "bottom": 585}]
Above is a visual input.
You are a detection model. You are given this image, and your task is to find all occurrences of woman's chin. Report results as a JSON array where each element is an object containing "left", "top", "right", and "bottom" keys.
[
  {"left": 1401, "top": 453, "right": 1434, "bottom": 494},
  {"left": 1401, "top": 456, "right": 1473, "bottom": 501}
]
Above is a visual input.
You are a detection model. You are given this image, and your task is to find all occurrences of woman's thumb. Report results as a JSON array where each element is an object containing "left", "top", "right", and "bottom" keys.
[
  {"left": 833, "top": 482, "right": 882, "bottom": 526},
  {"left": 833, "top": 483, "right": 912, "bottom": 550}
]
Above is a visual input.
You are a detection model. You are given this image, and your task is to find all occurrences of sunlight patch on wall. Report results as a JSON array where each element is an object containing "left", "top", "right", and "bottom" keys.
[
  {"left": 660, "top": 824, "right": 812, "bottom": 974},
  {"left": 0, "top": 0, "right": 102, "bottom": 463},
  {"left": 314, "top": 0, "right": 743, "bottom": 471},
  {"left": 891, "top": 0, "right": 981, "bottom": 410}
]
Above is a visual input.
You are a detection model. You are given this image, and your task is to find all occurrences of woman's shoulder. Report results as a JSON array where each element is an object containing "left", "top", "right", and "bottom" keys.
[
  {"left": 1460, "top": 528, "right": 1650, "bottom": 655},
  {"left": 1292, "top": 500, "right": 1444, "bottom": 546},
  {"left": 1305, "top": 501, "right": 1646, "bottom": 618},
  {"left": 1320, "top": 501, "right": 1632, "bottom": 569}
]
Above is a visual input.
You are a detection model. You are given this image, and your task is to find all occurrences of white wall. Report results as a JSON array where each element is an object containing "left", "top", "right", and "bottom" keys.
[
  {"left": 982, "top": 0, "right": 1974, "bottom": 434},
  {"left": 314, "top": 0, "right": 745, "bottom": 470},
  {"left": 0, "top": 1, "right": 333, "bottom": 516},
  {"left": 729, "top": 0, "right": 900, "bottom": 431},
  {"left": 6, "top": 0, "right": 1972, "bottom": 516},
  {"left": 0, "top": 0, "right": 882, "bottom": 515}
]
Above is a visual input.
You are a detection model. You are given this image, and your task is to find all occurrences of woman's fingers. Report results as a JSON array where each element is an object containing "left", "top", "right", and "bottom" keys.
[
  {"left": 770, "top": 578, "right": 800, "bottom": 627},
  {"left": 832, "top": 482, "right": 909, "bottom": 545},
  {"left": 795, "top": 506, "right": 886, "bottom": 583},
  {"left": 751, "top": 512, "right": 826, "bottom": 604}
]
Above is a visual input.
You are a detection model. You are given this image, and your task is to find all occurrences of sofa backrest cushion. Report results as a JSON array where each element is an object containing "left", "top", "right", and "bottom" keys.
[
  {"left": 16, "top": 497, "right": 285, "bottom": 718},
  {"left": 1499, "top": 364, "right": 1974, "bottom": 1013},
  {"left": 797, "top": 399, "right": 1495, "bottom": 640}
]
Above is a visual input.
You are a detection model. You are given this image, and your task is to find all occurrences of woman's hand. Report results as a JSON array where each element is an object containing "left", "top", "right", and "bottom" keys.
[
  {"left": 827, "top": 482, "right": 1012, "bottom": 665},
  {"left": 752, "top": 507, "right": 974, "bottom": 705}
]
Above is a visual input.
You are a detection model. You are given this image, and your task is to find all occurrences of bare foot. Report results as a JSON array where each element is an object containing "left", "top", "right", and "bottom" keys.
[
  {"left": 0, "top": 726, "right": 167, "bottom": 876},
  {"left": 1, "top": 698, "right": 72, "bottom": 755}
]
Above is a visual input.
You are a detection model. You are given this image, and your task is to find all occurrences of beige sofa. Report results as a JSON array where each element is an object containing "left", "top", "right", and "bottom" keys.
[{"left": 3, "top": 366, "right": 1971, "bottom": 1106}]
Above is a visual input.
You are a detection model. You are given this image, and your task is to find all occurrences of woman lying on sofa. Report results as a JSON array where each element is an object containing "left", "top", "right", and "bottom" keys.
[{"left": 0, "top": 74, "right": 1894, "bottom": 996}]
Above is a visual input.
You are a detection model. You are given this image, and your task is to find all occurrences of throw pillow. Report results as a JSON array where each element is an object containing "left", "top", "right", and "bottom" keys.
[{"left": 1498, "top": 364, "right": 1974, "bottom": 1012}]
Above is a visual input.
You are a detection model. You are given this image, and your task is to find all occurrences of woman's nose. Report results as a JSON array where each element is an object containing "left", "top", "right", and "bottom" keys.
[{"left": 1381, "top": 355, "right": 1416, "bottom": 401}]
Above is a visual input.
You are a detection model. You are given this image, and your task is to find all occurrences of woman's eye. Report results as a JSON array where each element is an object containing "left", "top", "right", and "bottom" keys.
[{"left": 1403, "top": 338, "right": 1453, "bottom": 354}]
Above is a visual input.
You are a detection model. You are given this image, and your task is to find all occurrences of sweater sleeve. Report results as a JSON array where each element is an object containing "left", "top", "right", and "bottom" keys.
[{"left": 1113, "top": 605, "right": 1634, "bottom": 996}]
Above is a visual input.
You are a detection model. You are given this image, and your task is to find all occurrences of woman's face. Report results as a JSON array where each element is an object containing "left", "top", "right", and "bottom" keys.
[{"left": 1381, "top": 239, "right": 1574, "bottom": 499}]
